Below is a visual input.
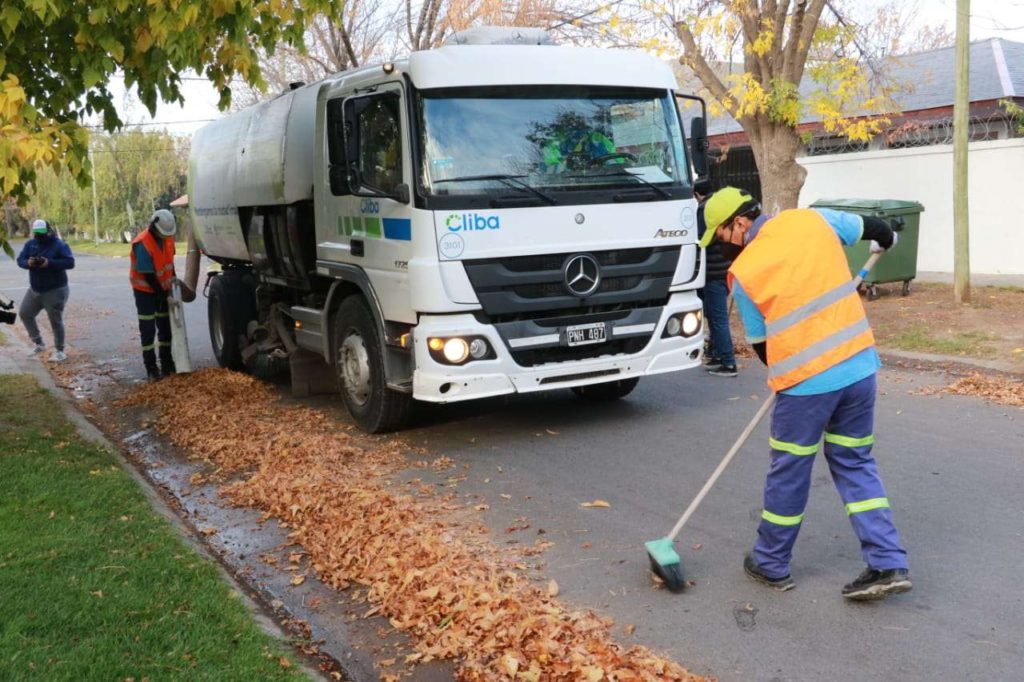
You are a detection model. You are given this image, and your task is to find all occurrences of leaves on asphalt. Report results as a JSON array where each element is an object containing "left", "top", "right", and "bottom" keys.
[
  {"left": 921, "top": 373, "right": 1024, "bottom": 408},
  {"left": 123, "top": 369, "right": 704, "bottom": 681}
]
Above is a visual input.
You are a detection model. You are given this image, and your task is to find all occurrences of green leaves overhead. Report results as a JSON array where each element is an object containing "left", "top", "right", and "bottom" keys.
[{"left": 0, "top": 0, "right": 342, "bottom": 207}]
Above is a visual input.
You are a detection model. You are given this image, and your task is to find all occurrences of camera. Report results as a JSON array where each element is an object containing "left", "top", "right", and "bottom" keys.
[{"left": 0, "top": 297, "right": 15, "bottom": 325}]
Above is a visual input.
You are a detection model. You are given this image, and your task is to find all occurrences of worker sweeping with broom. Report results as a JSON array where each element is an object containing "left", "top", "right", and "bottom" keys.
[{"left": 696, "top": 187, "right": 911, "bottom": 600}]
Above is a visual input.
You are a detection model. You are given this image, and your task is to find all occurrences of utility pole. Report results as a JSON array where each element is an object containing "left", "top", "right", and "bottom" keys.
[
  {"left": 90, "top": 146, "right": 100, "bottom": 245},
  {"left": 953, "top": 0, "right": 971, "bottom": 303}
]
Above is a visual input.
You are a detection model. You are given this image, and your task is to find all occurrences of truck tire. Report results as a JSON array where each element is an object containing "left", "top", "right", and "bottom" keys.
[
  {"left": 208, "top": 272, "right": 257, "bottom": 371},
  {"left": 571, "top": 377, "right": 640, "bottom": 401},
  {"left": 332, "top": 296, "right": 411, "bottom": 433}
]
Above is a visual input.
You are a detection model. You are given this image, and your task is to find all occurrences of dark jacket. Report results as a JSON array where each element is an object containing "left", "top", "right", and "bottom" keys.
[
  {"left": 696, "top": 201, "right": 733, "bottom": 281},
  {"left": 704, "top": 240, "right": 733, "bottom": 281},
  {"left": 17, "top": 235, "right": 75, "bottom": 292}
]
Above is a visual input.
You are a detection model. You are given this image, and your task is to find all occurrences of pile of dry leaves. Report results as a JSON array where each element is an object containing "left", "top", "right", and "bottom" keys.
[
  {"left": 122, "top": 369, "right": 704, "bottom": 681},
  {"left": 926, "top": 373, "right": 1024, "bottom": 408}
]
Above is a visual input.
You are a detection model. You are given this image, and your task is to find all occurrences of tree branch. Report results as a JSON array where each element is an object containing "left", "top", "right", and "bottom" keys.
[
  {"left": 782, "top": 0, "right": 826, "bottom": 85},
  {"left": 674, "top": 19, "right": 732, "bottom": 115}
]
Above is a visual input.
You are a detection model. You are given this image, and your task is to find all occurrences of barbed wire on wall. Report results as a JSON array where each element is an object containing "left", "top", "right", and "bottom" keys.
[{"left": 803, "top": 110, "right": 1020, "bottom": 156}]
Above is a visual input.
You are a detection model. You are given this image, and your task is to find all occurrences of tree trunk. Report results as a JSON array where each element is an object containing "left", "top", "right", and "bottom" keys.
[{"left": 748, "top": 121, "right": 806, "bottom": 213}]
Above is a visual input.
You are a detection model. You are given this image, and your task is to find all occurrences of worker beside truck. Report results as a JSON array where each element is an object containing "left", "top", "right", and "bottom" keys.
[
  {"left": 129, "top": 209, "right": 179, "bottom": 381},
  {"left": 701, "top": 186, "right": 911, "bottom": 601}
]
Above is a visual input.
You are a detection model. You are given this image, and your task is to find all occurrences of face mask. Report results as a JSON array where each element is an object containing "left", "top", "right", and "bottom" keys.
[{"left": 33, "top": 232, "right": 48, "bottom": 241}]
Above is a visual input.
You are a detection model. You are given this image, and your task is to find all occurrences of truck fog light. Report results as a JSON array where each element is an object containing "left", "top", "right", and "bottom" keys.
[
  {"left": 681, "top": 311, "right": 702, "bottom": 337},
  {"left": 665, "top": 316, "right": 682, "bottom": 336},
  {"left": 468, "top": 338, "right": 489, "bottom": 359},
  {"left": 428, "top": 337, "right": 445, "bottom": 352},
  {"left": 443, "top": 337, "right": 470, "bottom": 364}
]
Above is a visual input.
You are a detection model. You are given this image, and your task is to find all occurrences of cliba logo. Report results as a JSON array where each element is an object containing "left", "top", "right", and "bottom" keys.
[
  {"left": 446, "top": 213, "right": 501, "bottom": 232},
  {"left": 360, "top": 199, "right": 380, "bottom": 214}
]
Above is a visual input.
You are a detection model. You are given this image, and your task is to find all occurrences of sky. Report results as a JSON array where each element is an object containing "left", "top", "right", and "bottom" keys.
[{"left": 105, "top": 0, "right": 1024, "bottom": 137}]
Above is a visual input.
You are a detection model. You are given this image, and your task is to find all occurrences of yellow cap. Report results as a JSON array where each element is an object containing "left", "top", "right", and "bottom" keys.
[{"left": 700, "top": 187, "right": 757, "bottom": 248}]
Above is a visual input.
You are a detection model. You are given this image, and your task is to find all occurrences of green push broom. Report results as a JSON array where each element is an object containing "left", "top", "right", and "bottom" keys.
[{"left": 646, "top": 251, "right": 882, "bottom": 592}]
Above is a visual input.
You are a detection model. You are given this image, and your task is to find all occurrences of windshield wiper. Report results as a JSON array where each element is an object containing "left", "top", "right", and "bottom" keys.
[
  {"left": 433, "top": 174, "right": 557, "bottom": 205},
  {"left": 566, "top": 168, "right": 672, "bottom": 200}
]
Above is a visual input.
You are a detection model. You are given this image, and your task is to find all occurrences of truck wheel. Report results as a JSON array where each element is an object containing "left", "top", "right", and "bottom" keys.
[
  {"left": 571, "top": 377, "right": 640, "bottom": 401},
  {"left": 332, "top": 296, "right": 411, "bottom": 433},
  {"left": 208, "top": 272, "right": 256, "bottom": 370}
]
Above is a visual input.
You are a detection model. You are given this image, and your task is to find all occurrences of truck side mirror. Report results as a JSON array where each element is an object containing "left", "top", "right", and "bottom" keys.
[
  {"left": 329, "top": 166, "right": 350, "bottom": 195},
  {"left": 690, "top": 116, "right": 709, "bottom": 178},
  {"left": 327, "top": 98, "right": 350, "bottom": 196},
  {"left": 346, "top": 164, "right": 362, "bottom": 192},
  {"left": 392, "top": 183, "right": 410, "bottom": 205}
]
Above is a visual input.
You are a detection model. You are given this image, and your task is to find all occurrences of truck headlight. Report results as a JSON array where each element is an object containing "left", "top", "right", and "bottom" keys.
[
  {"left": 443, "top": 338, "right": 470, "bottom": 364},
  {"left": 662, "top": 310, "right": 703, "bottom": 338},
  {"left": 427, "top": 336, "right": 493, "bottom": 365},
  {"left": 680, "top": 310, "right": 702, "bottom": 337}
]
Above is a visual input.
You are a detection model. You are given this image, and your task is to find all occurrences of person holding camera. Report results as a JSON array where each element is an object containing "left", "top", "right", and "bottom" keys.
[{"left": 16, "top": 219, "right": 75, "bottom": 362}]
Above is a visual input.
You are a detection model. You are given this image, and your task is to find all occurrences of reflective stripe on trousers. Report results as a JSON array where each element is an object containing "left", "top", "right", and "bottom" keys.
[
  {"left": 134, "top": 289, "right": 172, "bottom": 369},
  {"left": 753, "top": 373, "right": 908, "bottom": 578}
]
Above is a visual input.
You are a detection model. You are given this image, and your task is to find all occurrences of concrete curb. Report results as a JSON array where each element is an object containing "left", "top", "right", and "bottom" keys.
[
  {"left": 879, "top": 347, "right": 1024, "bottom": 377},
  {"left": 0, "top": 332, "right": 331, "bottom": 681}
]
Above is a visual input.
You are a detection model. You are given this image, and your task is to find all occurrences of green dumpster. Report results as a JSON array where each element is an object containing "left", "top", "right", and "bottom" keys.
[{"left": 809, "top": 198, "right": 924, "bottom": 299}]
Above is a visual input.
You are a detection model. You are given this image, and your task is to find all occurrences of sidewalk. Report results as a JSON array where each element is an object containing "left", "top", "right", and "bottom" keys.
[{"left": 917, "top": 271, "right": 1024, "bottom": 287}]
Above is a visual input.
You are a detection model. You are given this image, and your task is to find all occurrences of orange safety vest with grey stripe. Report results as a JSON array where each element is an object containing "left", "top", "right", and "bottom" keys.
[
  {"left": 129, "top": 230, "right": 175, "bottom": 293},
  {"left": 727, "top": 209, "right": 875, "bottom": 392}
]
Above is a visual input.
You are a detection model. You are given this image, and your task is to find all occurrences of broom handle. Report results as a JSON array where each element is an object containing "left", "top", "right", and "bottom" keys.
[
  {"left": 668, "top": 393, "right": 774, "bottom": 540},
  {"left": 667, "top": 251, "right": 883, "bottom": 542}
]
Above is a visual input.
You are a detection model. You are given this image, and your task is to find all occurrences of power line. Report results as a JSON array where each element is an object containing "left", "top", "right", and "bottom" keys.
[
  {"left": 91, "top": 148, "right": 184, "bottom": 153},
  {"left": 81, "top": 119, "right": 218, "bottom": 129}
]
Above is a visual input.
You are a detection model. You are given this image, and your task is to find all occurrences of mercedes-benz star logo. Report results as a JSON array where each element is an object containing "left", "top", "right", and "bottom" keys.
[{"left": 563, "top": 254, "right": 601, "bottom": 297}]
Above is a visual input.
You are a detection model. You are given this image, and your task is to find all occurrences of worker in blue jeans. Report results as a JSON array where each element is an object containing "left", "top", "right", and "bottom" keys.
[
  {"left": 701, "top": 186, "right": 910, "bottom": 601},
  {"left": 695, "top": 179, "right": 737, "bottom": 376}
]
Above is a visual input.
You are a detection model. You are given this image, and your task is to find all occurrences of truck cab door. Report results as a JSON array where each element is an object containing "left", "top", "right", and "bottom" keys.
[{"left": 320, "top": 83, "right": 413, "bottom": 319}]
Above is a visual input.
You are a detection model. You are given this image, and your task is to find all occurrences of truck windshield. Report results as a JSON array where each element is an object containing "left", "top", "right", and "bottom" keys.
[{"left": 416, "top": 86, "right": 690, "bottom": 209}]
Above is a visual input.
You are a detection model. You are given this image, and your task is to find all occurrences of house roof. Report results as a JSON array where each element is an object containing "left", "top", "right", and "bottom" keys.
[{"left": 694, "top": 38, "right": 1024, "bottom": 137}]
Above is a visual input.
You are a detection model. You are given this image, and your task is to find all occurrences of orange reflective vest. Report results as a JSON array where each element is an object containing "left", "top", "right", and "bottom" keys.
[
  {"left": 129, "top": 230, "right": 175, "bottom": 293},
  {"left": 727, "top": 209, "right": 875, "bottom": 392}
]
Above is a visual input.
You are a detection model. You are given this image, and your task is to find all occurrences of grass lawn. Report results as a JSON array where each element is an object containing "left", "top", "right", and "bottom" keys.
[
  {"left": 67, "top": 239, "right": 185, "bottom": 258},
  {"left": 0, "top": 375, "right": 307, "bottom": 681}
]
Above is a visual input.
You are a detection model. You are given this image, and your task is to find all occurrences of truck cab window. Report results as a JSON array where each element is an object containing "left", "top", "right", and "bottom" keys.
[{"left": 358, "top": 96, "right": 403, "bottom": 194}]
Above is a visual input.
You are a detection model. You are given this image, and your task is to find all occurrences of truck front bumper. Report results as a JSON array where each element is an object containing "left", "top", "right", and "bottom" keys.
[{"left": 411, "top": 293, "right": 704, "bottom": 403}]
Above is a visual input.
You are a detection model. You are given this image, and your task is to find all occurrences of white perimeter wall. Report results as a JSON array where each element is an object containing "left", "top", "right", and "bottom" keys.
[{"left": 798, "top": 138, "right": 1024, "bottom": 275}]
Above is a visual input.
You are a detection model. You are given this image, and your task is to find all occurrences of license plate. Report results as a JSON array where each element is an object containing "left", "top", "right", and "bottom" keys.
[{"left": 566, "top": 322, "right": 606, "bottom": 347}]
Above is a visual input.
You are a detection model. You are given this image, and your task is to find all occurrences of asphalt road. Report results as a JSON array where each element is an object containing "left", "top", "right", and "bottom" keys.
[{"left": 3, "top": 249, "right": 1022, "bottom": 681}]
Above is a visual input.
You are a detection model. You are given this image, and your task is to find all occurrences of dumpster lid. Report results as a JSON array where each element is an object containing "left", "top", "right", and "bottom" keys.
[{"left": 809, "top": 198, "right": 924, "bottom": 215}]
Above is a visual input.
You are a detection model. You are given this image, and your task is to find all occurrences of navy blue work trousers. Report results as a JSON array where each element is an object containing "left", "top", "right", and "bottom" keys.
[
  {"left": 753, "top": 373, "right": 908, "bottom": 578},
  {"left": 133, "top": 289, "right": 171, "bottom": 370}
]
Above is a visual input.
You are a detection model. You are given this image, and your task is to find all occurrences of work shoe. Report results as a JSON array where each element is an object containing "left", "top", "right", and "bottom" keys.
[
  {"left": 28, "top": 343, "right": 45, "bottom": 356},
  {"left": 49, "top": 350, "right": 67, "bottom": 363},
  {"left": 743, "top": 553, "right": 795, "bottom": 592},
  {"left": 842, "top": 567, "right": 912, "bottom": 601},
  {"left": 703, "top": 354, "right": 722, "bottom": 368},
  {"left": 146, "top": 366, "right": 162, "bottom": 382},
  {"left": 708, "top": 364, "right": 738, "bottom": 377},
  {"left": 161, "top": 361, "right": 176, "bottom": 378}
]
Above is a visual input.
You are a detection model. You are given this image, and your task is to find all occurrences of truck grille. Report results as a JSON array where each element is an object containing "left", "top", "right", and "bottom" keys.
[{"left": 463, "top": 247, "right": 681, "bottom": 319}]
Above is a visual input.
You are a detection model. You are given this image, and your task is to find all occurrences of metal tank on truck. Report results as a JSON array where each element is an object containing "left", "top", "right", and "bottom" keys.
[{"left": 188, "top": 27, "right": 711, "bottom": 433}]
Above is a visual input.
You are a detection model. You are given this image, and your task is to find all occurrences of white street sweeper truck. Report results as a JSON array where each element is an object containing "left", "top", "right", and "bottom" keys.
[{"left": 187, "top": 27, "right": 711, "bottom": 432}]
